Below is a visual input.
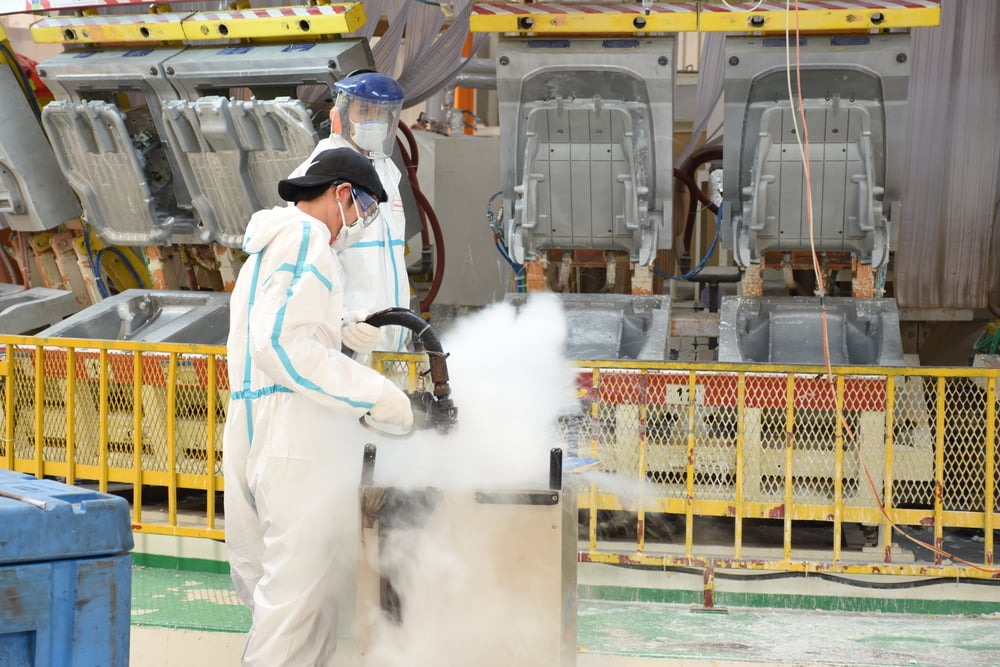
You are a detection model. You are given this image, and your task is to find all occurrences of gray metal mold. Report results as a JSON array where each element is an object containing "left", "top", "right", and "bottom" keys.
[
  {"left": 38, "top": 289, "right": 229, "bottom": 345},
  {"left": 718, "top": 296, "right": 904, "bottom": 366},
  {"left": 495, "top": 37, "right": 675, "bottom": 265},
  {"left": 37, "top": 47, "right": 203, "bottom": 246},
  {"left": 0, "top": 66, "right": 81, "bottom": 232},
  {"left": 722, "top": 33, "right": 910, "bottom": 268},
  {"left": 162, "top": 96, "right": 318, "bottom": 248},
  {"left": 0, "top": 286, "right": 80, "bottom": 334},
  {"left": 159, "top": 41, "right": 373, "bottom": 101},
  {"left": 505, "top": 293, "right": 670, "bottom": 361}
]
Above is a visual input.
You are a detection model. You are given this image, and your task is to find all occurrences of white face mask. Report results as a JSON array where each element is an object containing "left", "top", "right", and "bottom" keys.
[
  {"left": 332, "top": 201, "right": 367, "bottom": 251},
  {"left": 351, "top": 120, "right": 389, "bottom": 154}
]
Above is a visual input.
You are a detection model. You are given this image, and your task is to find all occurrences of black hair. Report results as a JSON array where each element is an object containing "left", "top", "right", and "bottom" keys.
[
  {"left": 292, "top": 183, "right": 333, "bottom": 204},
  {"left": 292, "top": 181, "right": 356, "bottom": 205}
]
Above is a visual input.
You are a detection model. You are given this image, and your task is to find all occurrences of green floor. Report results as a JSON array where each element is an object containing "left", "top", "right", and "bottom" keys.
[
  {"left": 577, "top": 599, "right": 1000, "bottom": 666},
  {"left": 131, "top": 566, "right": 1000, "bottom": 666},
  {"left": 131, "top": 566, "right": 250, "bottom": 633}
]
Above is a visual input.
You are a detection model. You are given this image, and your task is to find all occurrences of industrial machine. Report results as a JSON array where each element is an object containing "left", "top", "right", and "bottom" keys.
[
  {"left": 484, "top": 6, "right": 681, "bottom": 360},
  {"left": 719, "top": 31, "right": 910, "bottom": 363},
  {"left": 711, "top": 27, "right": 932, "bottom": 507},
  {"left": 472, "top": 2, "right": 939, "bottom": 515},
  {"left": 8, "top": 0, "right": 1000, "bottom": 658},
  {"left": 0, "top": 1, "right": 422, "bottom": 308},
  {"left": 38, "top": 289, "right": 229, "bottom": 344},
  {"left": 356, "top": 309, "right": 576, "bottom": 666},
  {"left": 357, "top": 443, "right": 577, "bottom": 667}
]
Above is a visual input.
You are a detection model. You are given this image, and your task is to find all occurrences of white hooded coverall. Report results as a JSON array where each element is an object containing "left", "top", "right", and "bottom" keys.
[
  {"left": 290, "top": 136, "right": 410, "bottom": 353},
  {"left": 223, "top": 204, "right": 388, "bottom": 666}
]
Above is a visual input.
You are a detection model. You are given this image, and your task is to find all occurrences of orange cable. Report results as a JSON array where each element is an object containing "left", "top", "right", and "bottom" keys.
[
  {"left": 792, "top": 1, "right": 833, "bottom": 382},
  {"left": 787, "top": 1, "right": 997, "bottom": 575}
]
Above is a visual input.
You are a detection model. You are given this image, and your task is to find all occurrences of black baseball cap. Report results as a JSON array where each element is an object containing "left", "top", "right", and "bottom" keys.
[{"left": 278, "top": 147, "right": 388, "bottom": 203}]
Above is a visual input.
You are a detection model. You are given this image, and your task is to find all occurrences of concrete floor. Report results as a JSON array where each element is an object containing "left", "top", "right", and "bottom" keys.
[
  {"left": 130, "top": 630, "right": 722, "bottom": 667},
  {"left": 129, "top": 561, "right": 1000, "bottom": 667},
  {"left": 131, "top": 605, "right": 1000, "bottom": 667}
]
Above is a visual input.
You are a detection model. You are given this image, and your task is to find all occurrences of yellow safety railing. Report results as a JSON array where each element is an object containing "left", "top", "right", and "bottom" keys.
[
  {"left": 0, "top": 336, "right": 227, "bottom": 540},
  {"left": 565, "top": 360, "right": 998, "bottom": 579},
  {"left": 1, "top": 338, "right": 996, "bottom": 579}
]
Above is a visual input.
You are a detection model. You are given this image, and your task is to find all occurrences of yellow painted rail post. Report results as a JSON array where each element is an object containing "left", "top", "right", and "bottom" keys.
[
  {"left": 637, "top": 370, "right": 648, "bottom": 554},
  {"left": 833, "top": 375, "right": 845, "bottom": 564},
  {"left": 934, "top": 376, "right": 946, "bottom": 565},
  {"left": 33, "top": 344, "right": 44, "bottom": 477},
  {"left": 167, "top": 352, "right": 178, "bottom": 529},
  {"left": 985, "top": 376, "right": 995, "bottom": 566},
  {"left": 66, "top": 347, "right": 77, "bottom": 485},
  {"left": 883, "top": 375, "right": 896, "bottom": 561},
  {"left": 784, "top": 375, "right": 795, "bottom": 563},
  {"left": 133, "top": 351, "right": 144, "bottom": 527},
  {"left": 685, "top": 370, "right": 697, "bottom": 559},
  {"left": 589, "top": 368, "right": 600, "bottom": 553},
  {"left": 206, "top": 354, "right": 218, "bottom": 530},
  {"left": 98, "top": 348, "right": 109, "bottom": 492},
  {"left": 0, "top": 344, "right": 11, "bottom": 471},
  {"left": 735, "top": 372, "right": 746, "bottom": 559}
]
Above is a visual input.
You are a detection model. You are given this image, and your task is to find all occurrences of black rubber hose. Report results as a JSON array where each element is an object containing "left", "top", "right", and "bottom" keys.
[
  {"left": 397, "top": 122, "right": 446, "bottom": 312},
  {"left": 364, "top": 307, "right": 451, "bottom": 401},
  {"left": 365, "top": 307, "right": 442, "bottom": 354},
  {"left": 676, "top": 145, "right": 724, "bottom": 254}
]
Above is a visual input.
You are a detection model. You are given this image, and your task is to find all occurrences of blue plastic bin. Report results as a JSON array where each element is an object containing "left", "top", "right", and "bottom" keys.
[{"left": 0, "top": 470, "right": 133, "bottom": 666}]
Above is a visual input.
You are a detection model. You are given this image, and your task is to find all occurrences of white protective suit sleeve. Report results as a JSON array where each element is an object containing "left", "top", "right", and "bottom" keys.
[{"left": 248, "top": 220, "right": 386, "bottom": 414}]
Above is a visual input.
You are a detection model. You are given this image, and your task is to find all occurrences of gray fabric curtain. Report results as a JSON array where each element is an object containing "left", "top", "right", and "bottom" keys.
[
  {"left": 370, "top": 0, "right": 487, "bottom": 109},
  {"left": 676, "top": 33, "right": 726, "bottom": 167},
  {"left": 896, "top": 0, "right": 1000, "bottom": 311}
]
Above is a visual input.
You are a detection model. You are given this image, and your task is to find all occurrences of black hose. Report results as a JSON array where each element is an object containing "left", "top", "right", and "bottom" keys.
[
  {"left": 365, "top": 307, "right": 442, "bottom": 355},
  {"left": 676, "top": 145, "right": 723, "bottom": 255},
  {"left": 397, "top": 122, "right": 446, "bottom": 312},
  {"left": 602, "top": 562, "right": 1000, "bottom": 589},
  {"left": 364, "top": 307, "right": 457, "bottom": 432},
  {"left": 364, "top": 308, "right": 451, "bottom": 404}
]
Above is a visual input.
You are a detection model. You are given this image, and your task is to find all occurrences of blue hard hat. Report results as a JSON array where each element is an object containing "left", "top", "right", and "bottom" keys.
[{"left": 334, "top": 72, "right": 404, "bottom": 103}]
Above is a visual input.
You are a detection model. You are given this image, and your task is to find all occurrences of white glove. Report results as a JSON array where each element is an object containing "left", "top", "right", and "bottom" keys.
[
  {"left": 369, "top": 378, "right": 414, "bottom": 431},
  {"left": 342, "top": 320, "right": 381, "bottom": 356}
]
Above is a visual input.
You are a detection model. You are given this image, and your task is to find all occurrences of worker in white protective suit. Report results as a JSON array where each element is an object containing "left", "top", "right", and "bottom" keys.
[
  {"left": 289, "top": 70, "right": 410, "bottom": 356},
  {"left": 224, "top": 147, "right": 414, "bottom": 666}
]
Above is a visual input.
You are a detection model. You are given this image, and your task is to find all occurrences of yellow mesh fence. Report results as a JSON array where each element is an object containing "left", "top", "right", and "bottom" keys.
[
  {"left": 0, "top": 337, "right": 227, "bottom": 539},
  {"left": 563, "top": 363, "right": 997, "bottom": 577},
  {"left": 0, "top": 339, "right": 996, "bottom": 577}
]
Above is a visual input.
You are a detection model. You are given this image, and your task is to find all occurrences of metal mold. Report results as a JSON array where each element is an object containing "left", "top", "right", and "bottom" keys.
[
  {"left": 718, "top": 296, "right": 904, "bottom": 366},
  {"left": 0, "top": 286, "right": 80, "bottom": 334},
  {"left": 722, "top": 33, "right": 910, "bottom": 268},
  {"left": 38, "top": 289, "right": 229, "bottom": 345},
  {"left": 505, "top": 293, "right": 670, "bottom": 361},
  {"left": 496, "top": 37, "right": 675, "bottom": 265}
]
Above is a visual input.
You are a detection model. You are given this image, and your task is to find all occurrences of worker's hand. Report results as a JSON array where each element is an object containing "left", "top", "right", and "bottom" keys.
[
  {"left": 369, "top": 379, "right": 414, "bottom": 431},
  {"left": 342, "top": 320, "right": 380, "bottom": 356}
]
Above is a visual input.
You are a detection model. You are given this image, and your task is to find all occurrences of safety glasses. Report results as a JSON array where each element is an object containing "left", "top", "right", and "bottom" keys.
[{"left": 352, "top": 187, "right": 380, "bottom": 227}]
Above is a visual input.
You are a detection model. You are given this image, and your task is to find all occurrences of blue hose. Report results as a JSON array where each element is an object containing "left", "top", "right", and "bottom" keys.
[
  {"left": 83, "top": 225, "right": 109, "bottom": 299},
  {"left": 653, "top": 206, "right": 722, "bottom": 282},
  {"left": 96, "top": 246, "right": 148, "bottom": 289}
]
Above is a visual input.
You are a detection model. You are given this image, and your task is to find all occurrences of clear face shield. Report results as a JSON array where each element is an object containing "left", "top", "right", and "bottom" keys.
[{"left": 333, "top": 90, "right": 402, "bottom": 157}]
